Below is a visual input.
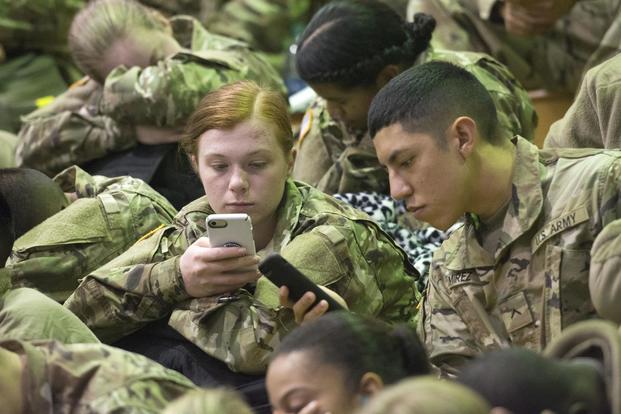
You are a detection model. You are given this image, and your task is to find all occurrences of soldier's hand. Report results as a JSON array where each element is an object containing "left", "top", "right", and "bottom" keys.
[
  {"left": 279, "top": 286, "right": 347, "bottom": 324},
  {"left": 179, "top": 237, "right": 261, "bottom": 298},
  {"left": 501, "top": 0, "right": 576, "bottom": 35},
  {"left": 135, "top": 125, "right": 183, "bottom": 145}
]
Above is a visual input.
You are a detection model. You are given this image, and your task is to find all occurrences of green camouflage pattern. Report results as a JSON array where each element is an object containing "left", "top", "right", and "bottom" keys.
[
  {"left": 64, "top": 180, "right": 420, "bottom": 374},
  {"left": 0, "top": 129, "right": 16, "bottom": 167},
  {"left": 420, "top": 137, "right": 621, "bottom": 375},
  {"left": 292, "top": 49, "right": 537, "bottom": 195},
  {"left": 545, "top": 53, "right": 621, "bottom": 149},
  {"left": 16, "top": 16, "right": 285, "bottom": 176},
  {"left": 407, "top": 0, "right": 621, "bottom": 93},
  {"left": 6, "top": 166, "right": 177, "bottom": 302},
  {"left": 0, "top": 287, "right": 99, "bottom": 343},
  {"left": 2, "top": 339, "right": 196, "bottom": 413}
]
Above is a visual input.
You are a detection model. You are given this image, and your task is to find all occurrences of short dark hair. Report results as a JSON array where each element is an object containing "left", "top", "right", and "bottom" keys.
[
  {"left": 368, "top": 61, "right": 500, "bottom": 145},
  {"left": 295, "top": 0, "right": 435, "bottom": 87},
  {"left": 271, "top": 311, "right": 430, "bottom": 392},
  {"left": 0, "top": 168, "right": 68, "bottom": 240},
  {"left": 457, "top": 348, "right": 610, "bottom": 414}
]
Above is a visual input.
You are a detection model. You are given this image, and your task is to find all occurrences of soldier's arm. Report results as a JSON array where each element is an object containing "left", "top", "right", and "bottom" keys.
[
  {"left": 63, "top": 227, "right": 190, "bottom": 343},
  {"left": 99, "top": 59, "right": 246, "bottom": 129},
  {"left": 419, "top": 261, "right": 478, "bottom": 377},
  {"left": 16, "top": 80, "right": 135, "bottom": 176}
]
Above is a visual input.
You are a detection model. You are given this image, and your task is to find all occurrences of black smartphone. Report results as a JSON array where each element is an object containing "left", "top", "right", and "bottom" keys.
[{"left": 259, "top": 253, "right": 345, "bottom": 312}]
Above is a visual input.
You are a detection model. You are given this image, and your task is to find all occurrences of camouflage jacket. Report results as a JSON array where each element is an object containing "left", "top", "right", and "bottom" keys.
[
  {"left": 2, "top": 339, "right": 195, "bottom": 414},
  {"left": 64, "top": 180, "right": 420, "bottom": 374},
  {"left": 0, "top": 130, "right": 16, "bottom": 167},
  {"left": 420, "top": 137, "right": 621, "bottom": 375},
  {"left": 16, "top": 16, "right": 285, "bottom": 176},
  {"left": 291, "top": 48, "right": 537, "bottom": 195},
  {"left": 0, "top": 287, "right": 99, "bottom": 344},
  {"left": 545, "top": 52, "right": 621, "bottom": 150},
  {"left": 407, "top": 0, "right": 621, "bottom": 93},
  {"left": 6, "top": 166, "right": 177, "bottom": 302}
]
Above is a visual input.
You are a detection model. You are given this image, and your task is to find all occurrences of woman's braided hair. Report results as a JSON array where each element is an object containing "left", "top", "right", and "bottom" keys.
[{"left": 296, "top": 0, "right": 436, "bottom": 88}]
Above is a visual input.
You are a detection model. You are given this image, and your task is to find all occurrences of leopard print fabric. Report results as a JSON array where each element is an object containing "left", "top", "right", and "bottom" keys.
[{"left": 334, "top": 191, "right": 448, "bottom": 292}]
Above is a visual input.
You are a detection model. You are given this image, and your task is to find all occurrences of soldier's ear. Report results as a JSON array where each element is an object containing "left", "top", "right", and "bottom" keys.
[
  {"left": 449, "top": 116, "right": 476, "bottom": 160},
  {"left": 375, "top": 64, "right": 401, "bottom": 88},
  {"left": 357, "top": 372, "right": 384, "bottom": 401}
]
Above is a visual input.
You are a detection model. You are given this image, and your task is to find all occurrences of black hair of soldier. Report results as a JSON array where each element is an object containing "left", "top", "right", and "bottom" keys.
[
  {"left": 295, "top": 0, "right": 436, "bottom": 88},
  {"left": 270, "top": 311, "right": 431, "bottom": 392},
  {"left": 368, "top": 60, "right": 503, "bottom": 148},
  {"left": 457, "top": 348, "right": 611, "bottom": 414},
  {"left": 0, "top": 168, "right": 68, "bottom": 248}
]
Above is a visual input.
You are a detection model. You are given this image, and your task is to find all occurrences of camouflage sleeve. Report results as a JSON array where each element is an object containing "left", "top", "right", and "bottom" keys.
[
  {"left": 544, "top": 54, "right": 621, "bottom": 149},
  {"left": 205, "top": 0, "right": 290, "bottom": 54},
  {"left": 597, "top": 157, "right": 621, "bottom": 228},
  {"left": 100, "top": 58, "right": 247, "bottom": 128},
  {"left": 420, "top": 256, "right": 478, "bottom": 376},
  {"left": 63, "top": 226, "right": 191, "bottom": 343},
  {"left": 16, "top": 80, "right": 136, "bottom": 176},
  {"left": 292, "top": 100, "right": 389, "bottom": 194},
  {"left": 472, "top": 56, "right": 538, "bottom": 141}
]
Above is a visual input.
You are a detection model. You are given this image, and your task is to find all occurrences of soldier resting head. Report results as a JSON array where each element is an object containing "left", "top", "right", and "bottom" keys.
[
  {"left": 295, "top": 0, "right": 435, "bottom": 132},
  {"left": 457, "top": 348, "right": 610, "bottom": 414},
  {"left": 69, "top": 0, "right": 182, "bottom": 84},
  {"left": 266, "top": 311, "right": 430, "bottom": 414}
]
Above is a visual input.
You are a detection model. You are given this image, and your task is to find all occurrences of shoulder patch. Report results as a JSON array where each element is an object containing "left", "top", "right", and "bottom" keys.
[
  {"left": 136, "top": 223, "right": 167, "bottom": 244},
  {"left": 69, "top": 76, "right": 90, "bottom": 89}
]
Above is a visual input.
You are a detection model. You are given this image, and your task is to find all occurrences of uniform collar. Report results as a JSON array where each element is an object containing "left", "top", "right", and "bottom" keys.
[
  {"left": 444, "top": 137, "right": 544, "bottom": 270},
  {"left": 52, "top": 165, "right": 98, "bottom": 198}
]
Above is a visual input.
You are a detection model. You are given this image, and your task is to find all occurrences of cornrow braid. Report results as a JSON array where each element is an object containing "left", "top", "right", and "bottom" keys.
[{"left": 295, "top": 0, "right": 436, "bottom": 88}]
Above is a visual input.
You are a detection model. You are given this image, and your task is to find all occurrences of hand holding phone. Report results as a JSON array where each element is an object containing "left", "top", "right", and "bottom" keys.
[{"left": 259, "top": 253, "right": 345, "bottom": 313}]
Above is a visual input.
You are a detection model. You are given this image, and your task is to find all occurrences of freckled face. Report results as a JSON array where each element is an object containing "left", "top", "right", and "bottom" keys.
[{"left": 193, "top": 119, "right": 291, "bottom": 232}]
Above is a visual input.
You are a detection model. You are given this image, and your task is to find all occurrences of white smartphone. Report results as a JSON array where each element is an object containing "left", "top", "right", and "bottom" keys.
[{"left": 206, "top": 213, "right": 256, "bottom": 255}]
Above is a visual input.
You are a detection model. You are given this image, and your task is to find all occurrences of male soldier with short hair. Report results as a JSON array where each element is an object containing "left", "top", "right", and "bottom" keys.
[
  {"left": 368, "top": 61, "right": 621, "bottom": 375},
  {"left": 407, "top": 0, "right": 621, "bottom": 93}
]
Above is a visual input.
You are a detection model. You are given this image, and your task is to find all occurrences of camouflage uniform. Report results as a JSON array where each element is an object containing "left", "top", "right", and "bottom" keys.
[
  {"left": 545, "top": 53, "right": 621, "bottom": 149},
  {"left": 64, "top": 180, "right": 420, "bottom": 374},
  {"left": 6, "top": 166, "right": 177, "bottom": 303},
  {"left": 420, "top": 137, "right": 621, "bottom": 375},
  {"left": 292, "top": 49, "right": 537, "bottom": 194},
  {"left": 407, "top": 0, "right": 621, "bottom": 93},
  {"left": 544, "top": 320, "right": 621, "bottom": 414},
  {"left": 0, "top": 0, "right": 84, "bottom": 132},
  {"left": 0, "top": 130, "right": 16, "bottom": 167},
  {"left": 1, "top": 339, "right": 196, "bottom": 413},
  {"left": 589, "top": 218, "right": 621, "bottom": 324},
  {"left": 16, "top": 16, "right": 285, "bottom": 177},
  {"left": 0, "top": 286, "right": 99, "bottom": 344}
]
